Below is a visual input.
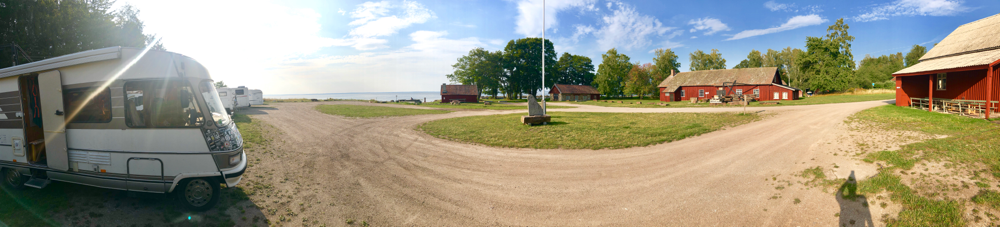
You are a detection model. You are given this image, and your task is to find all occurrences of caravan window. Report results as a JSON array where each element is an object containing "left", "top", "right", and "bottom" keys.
[
  {"left": 63, "top": 88, "right": 112, "bottom": 123},
  {"left": 124, "top": 80, "right": 204, "bottom": 128},
  {"left": 200, "top": 81, "right": 232, "bottom": 127},
  {"left": 235, "top": 89, "right": 244, "bottom": 95}
]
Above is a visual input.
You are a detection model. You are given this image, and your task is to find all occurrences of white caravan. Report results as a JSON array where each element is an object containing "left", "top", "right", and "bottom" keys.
[
  {"left": 0, "top": 47, "right": 246, "bottom": 211},
  {"left": 249, "top": 89, "right": 263, "bottom": 106},
  {"left": 232, "top": 86, "right": 250, "bottom": 109},
  {"left": 217, "top": 87, "right": 237, "bottom": 114}
]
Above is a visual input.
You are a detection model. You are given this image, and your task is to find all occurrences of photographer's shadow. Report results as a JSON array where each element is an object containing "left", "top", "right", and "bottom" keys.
[{"left": 837, "top": 171, "right": 875, "bottom": 227}]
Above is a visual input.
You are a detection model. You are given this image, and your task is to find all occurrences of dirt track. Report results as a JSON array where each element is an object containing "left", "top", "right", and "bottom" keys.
[{"left": 248, "top": 100, "right": 895, "bottom": 226}]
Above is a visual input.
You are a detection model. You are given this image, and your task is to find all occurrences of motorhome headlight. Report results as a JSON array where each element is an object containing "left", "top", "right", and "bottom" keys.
[{"left": 229, "top": 153, "right": 242, "bottom": 165}]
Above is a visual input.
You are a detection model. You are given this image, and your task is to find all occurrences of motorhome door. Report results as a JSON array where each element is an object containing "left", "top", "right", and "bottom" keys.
[{"left": 38, "top": 70, "right": 69, "bottom": 171}]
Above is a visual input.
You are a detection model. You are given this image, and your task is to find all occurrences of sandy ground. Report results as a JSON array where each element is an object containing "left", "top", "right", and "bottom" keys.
[{"left": 230, "top": 99, "right": 909, "bottom": 226}]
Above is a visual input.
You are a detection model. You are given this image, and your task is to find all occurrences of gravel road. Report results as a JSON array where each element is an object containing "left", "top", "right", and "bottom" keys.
[{"left": 248, "top": 100, "right": 894, "bottom": 226}]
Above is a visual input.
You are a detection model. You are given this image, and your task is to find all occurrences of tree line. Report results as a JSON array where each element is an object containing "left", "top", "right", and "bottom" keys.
[
  {"left": 450, "top": 18, "right": 929, "bottom": 99},
  {"left": 0, "top": 0, "right": 164, "bottom": 68}
]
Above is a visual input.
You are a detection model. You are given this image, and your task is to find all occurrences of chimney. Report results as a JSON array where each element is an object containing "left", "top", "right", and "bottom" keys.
[{"left": 670, "top": 69, "right": 675, "bottom": 77}]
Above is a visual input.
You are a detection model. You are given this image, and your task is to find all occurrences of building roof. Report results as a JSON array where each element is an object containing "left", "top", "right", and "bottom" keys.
[
  {"left": 440, "top": 84, "right": 478, "bottom": 96},
  {"left": 894, "top": 13, "right": 1000, "bottom": 75},
  {"left": 657, "top": 67, "right": 780, "bottom": 92},
  {"left": 550, "top": 84, "right": 599, "bottom": 95}
]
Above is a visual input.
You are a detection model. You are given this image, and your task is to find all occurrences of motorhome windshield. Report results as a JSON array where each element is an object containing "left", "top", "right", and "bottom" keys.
[
  {"left": 200, "top": 81, "right": 232, "bottom": 126},
  {"left": 124, "top": 80, "right": 205, "bottom": 128}
]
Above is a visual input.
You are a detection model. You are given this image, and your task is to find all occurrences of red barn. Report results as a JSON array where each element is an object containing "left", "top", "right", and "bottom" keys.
[
  {"left": 440, "top": 84, "right": 479, "bottom": 103},
  {"left": 892, "top": 13, "right": 1000, "bottom": 119},
  {"left": 657, "top": 67, "right": 800, "bottom": 102},
  {"left": 549, "top": 84, "right": 600, "bottom": 101}
]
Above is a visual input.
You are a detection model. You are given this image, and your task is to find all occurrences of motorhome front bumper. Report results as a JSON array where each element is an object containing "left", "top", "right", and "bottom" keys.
[{"left": 220, "top": 152, "right": 246, "bottom": 188}]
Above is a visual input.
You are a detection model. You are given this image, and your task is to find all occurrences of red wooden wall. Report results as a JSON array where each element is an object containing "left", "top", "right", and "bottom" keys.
[
  {"left": 895, "top": 69, "right": 999, "bottom": 107},
  {"left": 661, "top": 85, "right": 798, "bottom": 102},
  {"left": 441, "top": 95, "right": 478, "bottom": 103}
]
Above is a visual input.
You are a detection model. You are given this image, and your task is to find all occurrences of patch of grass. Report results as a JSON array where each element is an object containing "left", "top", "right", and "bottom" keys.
[
  {"left": 392, "top": 101, "right": 573, "bottom": 110},
  {"left": 848, "top": 105, "right": 1000, "bottom": 225},
  {"left": 315, "top": 104, "right": 451, "bottom": 118},
  {"left": 419, "top": 111, "right": 760, "bottom": 149},
  {"left": 576, "top": 93, "right": 895, "bottom": 108},
  {"left": 972, "top": 190, "right": 1000, "bottom": 209}
]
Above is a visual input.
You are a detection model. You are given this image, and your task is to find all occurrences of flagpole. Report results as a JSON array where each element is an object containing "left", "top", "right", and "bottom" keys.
[{"left": 542, "top": 0, "right": 546, "bottom": 115}]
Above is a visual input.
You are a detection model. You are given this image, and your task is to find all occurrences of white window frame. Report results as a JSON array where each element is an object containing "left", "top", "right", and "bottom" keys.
[
  {"left": 773, "top": 92, "right": 779, "bottom": 99},
  {"left": 680, "top": 90, "right": 685, "bottom": 97},
  {"left": 753, "top": 89, "right": 760, "bottom": 96},
  {"left": 698, "top": 89, "right": 705, "bottom": 97},
  {"left": 782, "top": 92, "right": 788, "bottom": 100},
  {"left": 736, "top": 89, "right": 743, "bottom": 96}
]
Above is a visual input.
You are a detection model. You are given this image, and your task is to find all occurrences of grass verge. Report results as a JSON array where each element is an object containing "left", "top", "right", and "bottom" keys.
[
  {"left": 315, "top": 104, "right": 451, "bottom": 118},
  {"left": 575, "top": 93, "right": 895, "bottom": 108},
  {"left": 419, "top": 112, "right": 760, "bottom": 149},
  {"left": 845, "top": 105, "right": 1000, "bottom": 226}
]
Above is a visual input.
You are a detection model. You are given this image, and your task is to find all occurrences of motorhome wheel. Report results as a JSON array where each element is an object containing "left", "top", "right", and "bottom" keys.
[
  {"left": 2, "top": 168, "right": 27, "bottom": 190},
  {"left": 176, "top": 178, "right": 220, "bottom": 211}
]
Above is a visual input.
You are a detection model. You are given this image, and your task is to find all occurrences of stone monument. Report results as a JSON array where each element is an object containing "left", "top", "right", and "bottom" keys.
[{"left": 520, "top": 95, "right": 551, "bottom": 125}]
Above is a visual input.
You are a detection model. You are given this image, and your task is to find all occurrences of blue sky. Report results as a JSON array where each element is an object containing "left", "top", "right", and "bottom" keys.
[{"left": 117, "top": 0, "right": 1000, "bottom": 94}]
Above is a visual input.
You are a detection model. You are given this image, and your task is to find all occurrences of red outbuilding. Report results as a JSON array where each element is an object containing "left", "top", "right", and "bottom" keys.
[
  {"left": 549, "top": 84, "right": 600, "bottom": 101},
  {"left": 657, "top": 67, "right": 800, "bottom": 102},
  {"left": 440, "top": 84, "right": 479, "bottom": 103},
  {"left": 892, "top": 13, "right": 1000, "bottom": 119}
]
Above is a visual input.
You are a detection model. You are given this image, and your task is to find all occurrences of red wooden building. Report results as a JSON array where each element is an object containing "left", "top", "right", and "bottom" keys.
[
  {"left": 440, "top": 84, "right": 479, "bottom": 103},
  {"left": 657, "top": 67, "right": 800, "bottom": 102},
  {"left": 892, "top": 13, "right": 1000, "bottom": 119},
  {"left": 549, "top": 84, "right": 600, "bottom": 101}
]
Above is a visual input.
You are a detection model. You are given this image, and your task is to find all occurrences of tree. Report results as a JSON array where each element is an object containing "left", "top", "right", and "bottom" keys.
[
  {"left": 904, "top": 45, "right": 927, "bottom": 68},
  {"left": 554, "top": 53, "right": 596, "bottom": 86},
  {"left": 502, "top": 38, "right": 556, "bottom": 99},
  {"left": 594, "top": 48, "right": 632, "bottom": 97},
  {"left": 856, "top": 53, "right": 904, "bottom": 88},
  {"left": 689, "top": 49, "right": 727, "bottom": 71},
  {"left": 448, "top": 48, "right": 504, "bottom": 98},
  {"left": 733, "top": 50, "right": 763, "bottom": 69},
  {"left": 624, "top": 63, "right": 656, "bottom": 99},
  {"left": 214, "top": 81, "right": 227, "bottom": 88},
  {"left": 0, "top": 0, "right": 165, "bottom": 68},
  {"left": 797, "top": 18, "right": 856, "bottom": 93},
  {"left": 652, "top": 48, "right": 681, "bottom": 77}
]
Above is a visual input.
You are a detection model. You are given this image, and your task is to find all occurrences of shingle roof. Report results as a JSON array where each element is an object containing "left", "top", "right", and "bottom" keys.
[
  {"left": 894, "top": 13, "right": 1000, "bottom": 75},
  {"left": 440, "top": 85, "right": 479, "bottom": 96},
  {"left": 551, "top": 84, "right": 599, "bottom": 95},
  {"left": 657, "top": 67, "right": 780, "bottom": 92}
]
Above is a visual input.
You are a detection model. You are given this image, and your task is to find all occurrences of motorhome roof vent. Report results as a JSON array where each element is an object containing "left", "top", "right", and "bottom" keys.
[{"left": 238, "top": 86, "right": 246, "bottom": 88}]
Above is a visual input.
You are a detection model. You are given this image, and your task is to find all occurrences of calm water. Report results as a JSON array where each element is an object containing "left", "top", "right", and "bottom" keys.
[{"left": 264, "top": 92, "right": 441, "bottom": 102}]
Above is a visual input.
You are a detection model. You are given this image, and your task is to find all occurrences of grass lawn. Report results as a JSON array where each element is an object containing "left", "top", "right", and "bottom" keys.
[
  {"left": 574, "top": 93, "right": 896, "bottom": 108},
  {"left": 394, "top": 101, "right": 574, "bottom": 110},
  {"left": 845, "top": 105, "right": 1000, "bottom": 226},
  {"left": 315, "top": 104, "right": 451, "bottom": 118},
  {"left": 419, "top": 112, "right": 760, "bottom": 149}
]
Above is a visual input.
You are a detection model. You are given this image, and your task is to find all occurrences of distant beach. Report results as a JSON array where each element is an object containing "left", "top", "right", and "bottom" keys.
[{"left": 264, "top": 91, "right": 441, "bottom": 102}]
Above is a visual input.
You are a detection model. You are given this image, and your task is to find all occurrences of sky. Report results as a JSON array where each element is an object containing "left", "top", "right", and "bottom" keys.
[{"left": 113, "top": 0, "right": 1000, "bottom": 94}]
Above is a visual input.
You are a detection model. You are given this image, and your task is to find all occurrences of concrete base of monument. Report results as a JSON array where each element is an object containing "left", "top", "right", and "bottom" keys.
[{"left": 520, "top": 115, "right": 551, "bottom": 125}]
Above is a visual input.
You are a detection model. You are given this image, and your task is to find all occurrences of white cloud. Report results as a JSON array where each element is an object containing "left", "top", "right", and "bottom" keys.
[
  {"left": 691, "top": 36, "right": 697, "bottom": 39},
  {"left": 264, "top": 31, "right": 492, "bottom": 93},
  {"left": 347, "top": 1, "right": 436, "bottom": 38},
  {"left": 338, "top": 8, "right": 346, "bottom": 15},
  {"left": 854, "top": 0, "right": 968, "bottom": 22},
  {"left": 764, "top": 1, "right": 790, "bottom": 11},
  {"left": 592, "top": 2, "right": 673, "bottom": 51},
  {"left": 513, "top": 0, "right": 598, "bottom": 37},
  {"left": 688, "top": 17, "right": 730, "bottom": 35},
  {"left": 648, "top": 40, "right": 683, "bottom": 53},
  {"left": 727, "top": 14, "right": 827, "bottom": 40}
]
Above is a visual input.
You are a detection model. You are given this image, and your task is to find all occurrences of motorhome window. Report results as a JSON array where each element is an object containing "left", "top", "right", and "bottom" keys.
[
  {"left": 200, "top": 81, "right": 232, "bottom": 127},
  {"left": 124, "top": 80, "right": 204, "bottom": 128},
  {"left": 63, "top": 88, "right": 112, "bottom": 123},
  {"left": 235, "top": 89, "right": 244, "bottom": 95}
]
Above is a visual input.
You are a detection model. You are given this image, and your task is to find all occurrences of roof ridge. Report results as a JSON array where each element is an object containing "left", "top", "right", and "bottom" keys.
[{"left": 957, "top": 12, "right": 1000, "bottom": 28}]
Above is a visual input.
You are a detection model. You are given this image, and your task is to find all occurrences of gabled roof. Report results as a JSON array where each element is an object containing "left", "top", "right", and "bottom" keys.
[
  {"left": 657, "top": 67, "right": 780, "bottom": 92},
  {"left": 440, "top": 84, "right": 478, "bottom": 96},
  {"left": 894, "top": 13, "right": 1000, "bottom": 75},
  {"left": 550, "top": 84, "right": 599, "bottom": 95}
]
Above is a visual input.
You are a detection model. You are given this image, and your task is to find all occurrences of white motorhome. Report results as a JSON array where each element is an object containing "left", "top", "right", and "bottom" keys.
[
  {"left": 249, "top": 89, "right": 263, "bottom": 106},
  {"left": 232, "top": 86, "right": 250, "bottom": 109},
  {"left": 217, "top": 87, "right": 237, "bottom": 114},
  {"left": 0, "top": 47, "right": 246, "bottom": 211}
]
